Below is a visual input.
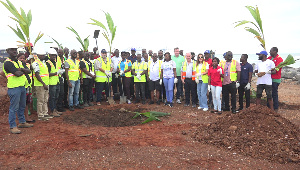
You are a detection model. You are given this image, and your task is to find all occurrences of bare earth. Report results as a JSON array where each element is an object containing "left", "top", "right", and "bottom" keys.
[{"left": 0, "top": 79, "right": 299, "bottom": 169}]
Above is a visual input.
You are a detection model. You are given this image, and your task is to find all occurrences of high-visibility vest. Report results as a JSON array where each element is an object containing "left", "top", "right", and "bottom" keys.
[
  {"left": 222, "top": 59, "right": 237, "bottom": 82},
  {"left": 47, "top": 60, "right": 59, "bottom": 85},
  {"left": 196, "top": 62, "right": 209, "bottom": 83},
  {"left": 133, "top": 61, "right": 147, "bottom": 82},
  {"left": 3, "top": 58, "right": 26, "bottom": 88},
  {"left": 182, "top": 60, "right": 196, "bottom": 80},
  {"left": 95, "top": 57, "right": 112, "bottom": 82},
  {"left": 118, "top": 59, "right": 132, "bottom": 78},
  {"left": 25, "top": 63, "right": 32, "bottom": 88},
  {"left": 219, "top": 60, "right": 226, "bottom": 68},
  {"left": 66, "top": 59, "right": 80, "bottom": 81},
  {"left": 81, "top": 60, "right": 92, "bottom": 79},
  {"left": 33, "top": 59, "right": 49, "bottom": 86},
  {"left": 148, "top": 60, "right": 162, "bottom": 78}
]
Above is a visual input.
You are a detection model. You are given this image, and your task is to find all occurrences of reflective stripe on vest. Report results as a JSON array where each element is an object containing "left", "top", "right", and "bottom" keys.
[
  {"left": 95, "top": 57, "right": 111, "bottom": 82},
  {"left": 33, "top": 59, "right": 49, "bottom": 86},
  {"left": 118, "top": 59, "right": 132, "bottom": 78},
  {"left": 47, "top": 60, "right": 59, "bottom": 85},
  {"left": 3, "top": 58, "right": 26, "bottom": 88},
  {"left": 182, "top": 60, "right": 196, "bottom": 80},
  {"left": 196, "top": 62, "right": 209, "bottom": 83},
  {"left": 222, "top": 59, "right": 237, "bottom": 82},
  {"left": 66, "top": 59, "right": 80, "bottom": 81}
]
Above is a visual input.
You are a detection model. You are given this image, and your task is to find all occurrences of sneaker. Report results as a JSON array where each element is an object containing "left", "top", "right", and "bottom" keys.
[
  {"left": 164, "top": 101, "right": 170, "bottom": 106},
  {"left": 10, "top": 127, "right": 21, "bottom": 134},
  {"left": 50, "top": 112, "right": 60, "bottom": 117},
  {"left": 83, "top": 103, "right": 89, "bottom": 107},
  {"left": 38, "top": 117, "right": 49, "bottom": 121},
  {"left": 203, "top": 108, "right": 209, "bottom": 111},
  {"left": 69, "top": 106, "right": 75, "bottom": 111},
  {"left": 44, "top": 114, "right": 54, "bottom": 119},
  {"left": 169, "top": 103, "right": 173, "bottom": 107},
  {"left": 54, "top": 109, "right": 63, "bottom": 115},
  {"left": 232, "top": 109, "right": 237, "bottom": 114},
  {"left": 96, "top": 102, "right": 101, "bottom": 106},
  {"left": 238, "top": 107, "right": 243, "bottom": 111},
  {"left": 198, "top": 107, "right": 203, "bottom": 110},
  {"left": 75, "top": 105, "right": 84, "bottom": 109},
  {"left": 176, "top": 99, "right": 181, "bottom": 104},
  {"left": 18, "top": 122, "right": 34, "bottom": 128},
  {"left": 149, "top": 100, "right": 154, "bottom": 105},
  {"left": 88, "top": 102, "right": 94, "bottom": 106},
  {"left": 127, "top": 99, "right": 131, "bottom": 104},
  {"left": 184, "top": 103, "right": 190, "bottom": 107},
  {"left": 192, "top": 104, "right": 196, "bottom": 108}
]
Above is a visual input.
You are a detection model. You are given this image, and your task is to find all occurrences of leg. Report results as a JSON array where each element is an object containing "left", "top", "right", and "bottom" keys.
[
  {"left": 48, "top": 85, "right": 55, "bottom": 113},
  {"left": 163, "top": 78, "right": 169, "bottom": 102},
  {"left": 74, "top": 80, "right": 81, "bottom": 106},
  {"left": 124, "top": 77, "right": 131, "bottom": 100},
  {"left": 68, "top": 80, "right": 75, "bottom": 107},
  {"left": 83, "top": 79, "right": 89, "bottom": 103},
  {"left": 117, "top": 76, "right": 123, "bottom": 96},
  {"left": 130, "top": 77, "right": 134, "bottom": 98},
  {"left": 16, "top": 87, "right": 27, "bottom": 123},
  {"left": 238, "top": 84, "right": 245, "bottom": 109},
  {"left": 272, "top": 82, "right": 280, "bottom": 110},
  {"left": 211, "top": 86, "right": 218, "bottom": 111},
  {"left": 141, "top": 83, "right": 145, "bottom": 101},
  {"left": 245, "top": 87, "right": 251, "bottom": 108},
  {"left": 176, "top": 76, "right": 182, "bottom": 100},
  {"left": 87, "top": 79, "right": 93, "bottom": 103},
  {"left": 184, "top": 79, "right": 191, "bottom": 105},
  {"left": 36, "top": 86, "right": 45, "bottom": 117},
  {"left": 256, "top": 84, "right": 264, "bottom": 106},
  {"left": 223, "top": 84, "right": 230, "bottom": 110},
  {"left": 42, "top": 88, "right": 49, "bottom": 116},
  {"left": 191, "top": 80, "right": 197, "bottom": 105},
  {"left": 64, "top": 78, "right": 69, "bottom": 108},
  {"left": 112, "top": 73, "right": 118, "bottom": 94},
  {"left": 197, "top": 82, "right": 202, "bottom": 107},
  {"left": 266, "top": 85, "right": 274, "bottom": 110},
  {"left": 201, "top": 83, "right": 208, "bottom": 109},
  {"left": 230, "top": 82, "right": 237, "bottom": 111},
  {"left": 168, "top": 78, "right": 174, "bottom": 103},
  {"left": 57, "top": 78, "right": 64, "bottom": 111},
  {"left": 215, "top": 86, "right": 222, "bottom": 112},
  {"left": 135, "top": 83, "right": 141, "bottom": 101},
  {"left": 7, "top": 87, "right": 22, "bottom": 128}
]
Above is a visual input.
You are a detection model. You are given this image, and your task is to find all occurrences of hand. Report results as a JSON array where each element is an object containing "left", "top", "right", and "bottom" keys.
[
  {"left": 27, "top": 55, "right": 34, "bottom": 60},
  {"left": 120, "top": 70, "right": 124, "bottom": 75},
  {"left": 218, "top": 68, "right": 222, "bottom": 74},
  {"left": 236, "top": 82, "right": 240, "bottom": 88},
  {"left": 266, "top": 70, "right": 272, "bottom": 74},
  {"left": 181, "top": 79, "right": 185, "bottom": 84},
  {"left": 68, "top": 82, "right": 72, "bottom": 88},
  {"left": 196, "top": 73, "right": 201, "bottom": 77},
  {"left": 137, "top": 74, "right": 141, "bottom": 80},
  {"left": 257, "top": 72, "right": 266, "bottom": 77},
  {"left": 174, "top": 78, "right": 178, "bottom": 84},
  {"left": 195, "top": 78, "right": 199, "bottom": 84},
  {"left": 159, "top": 79, "right": 162, "bottom": 85},
  {"left": 245, "top": 82, "right": 251, "bottom": 90},
  {"left": 208, "top": 85, "right": 211, "bottom": 92},
  {"left": 92, "top": 75, "right": 96, "bottom": 79},
  {"left": 43, "top": 84, "right": 48, "bottom": 90}
]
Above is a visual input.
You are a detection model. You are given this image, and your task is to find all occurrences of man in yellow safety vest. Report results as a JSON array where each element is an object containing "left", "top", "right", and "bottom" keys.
[{"left": 132, "top": 53, "right": 147, "bottom": 104}]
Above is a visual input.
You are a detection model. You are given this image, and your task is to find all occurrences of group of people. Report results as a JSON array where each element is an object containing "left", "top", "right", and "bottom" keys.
[{"left": 2, "top": 45, "right": 283, "bottom": 134}]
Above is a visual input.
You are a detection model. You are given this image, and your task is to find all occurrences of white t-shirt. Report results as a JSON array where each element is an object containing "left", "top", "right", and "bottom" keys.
[
  {"left": 197, "top": 63, "right": 209, "bottom": 80},
  {"left": 255, "top": 59, "right": 275, "bottom": 85},
  {"left": 111, "top": 56, "right": 122, "bottom": 73},
  {"left": 161, "top": 60, "right": 176, "bottom": 79},
  {"left": 149, "top": 60, "right": 160, "bottom": 81}
]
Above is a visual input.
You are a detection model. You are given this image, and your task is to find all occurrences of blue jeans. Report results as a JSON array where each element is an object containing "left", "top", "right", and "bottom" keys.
[
  {"left": 49, "top": 84, "right": 60, "bottom": 112},
  {"left": 163, "top": 77, "right": 174, "bottom": 103},
  {"left": 197, "top": 81, "right": 208, "bottom": 108},
  {"left": 69, "top": 80, "right": 80, "bottom": 107},
  {"left": 7, "top": 86, "right": 26, "bottom": 128}
]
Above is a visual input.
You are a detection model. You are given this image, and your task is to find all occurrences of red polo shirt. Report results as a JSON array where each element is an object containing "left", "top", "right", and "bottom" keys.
[
  {"left": 205, "top": 58, "right": 212, "bottom": 67},
  {"left": 208, "top": 66, "right": 223, "bottom": 87},
  {"left": 267, "top": 55, "right": 283, "bottom": 80}
]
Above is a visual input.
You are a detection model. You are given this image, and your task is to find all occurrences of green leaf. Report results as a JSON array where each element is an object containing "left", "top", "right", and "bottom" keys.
[
  {"left": 50, "top": 36, "right": 63, "bottom": 49},
  {"left": 88, "top": 18, "right": 108, "bottom": 32},
  {"left": 111, "top": 26, "right": 116, "bottom": 44},
  {"left": 149, "top": 111, "right": 170, "bottom": 117},
  {"left": 105, "top": 12, "right": 114, "bottom": 34},
  {"left": 83, "top": 36, "right": 90, "bottom": 51},
  {"left": 20, "top": 7, "right": 28, "bottom": 24},
  {"left": 34, "top": 32, "right": 44, "bottom": 46},
  {"left": 244, "top": 27, "right": 260, "bottom": 37},
  {"left": 8, "top": 25, "right": 25, "bottom": 42},
  {"left": 142, "top": 116, "right": 156, "bottom": 124},
  {"left": 27, "top": 10, "right": 32, "bottom": 27},
  {"left": 132, "top": 113, "right": 141, "bottom": 119},
  {"left": 234, "top": 20, "right": 251, "bottom": 28}
]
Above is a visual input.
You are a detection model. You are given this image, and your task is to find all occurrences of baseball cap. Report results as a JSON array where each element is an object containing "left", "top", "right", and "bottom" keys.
[
  {"left": 256, "top": 51, "right": 268, "bottom": 56},
  {"left": 101, "top": 49, "right": 107, "bottom": 53},
  {"left": 131, "top": 48, "right": 136, "bottom": 51},
  {"left": 204, "top": 50, "right": 210, "bottom": 54},
  {"left": 223, "top": 52, "right": 227, "bottom": 57}
]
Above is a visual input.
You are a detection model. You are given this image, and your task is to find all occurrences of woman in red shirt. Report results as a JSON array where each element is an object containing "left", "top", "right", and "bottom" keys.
[{"left": 208, "top": 58, "right": 224, "bottom": 115}]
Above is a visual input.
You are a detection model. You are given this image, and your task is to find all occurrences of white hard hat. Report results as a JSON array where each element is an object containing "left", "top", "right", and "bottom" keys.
[
  {"left": 48, "top": 48, "right": 57, "bottom": 55},
  {"left": 35, "top": 49, "right": 46, "bottom": 55}
]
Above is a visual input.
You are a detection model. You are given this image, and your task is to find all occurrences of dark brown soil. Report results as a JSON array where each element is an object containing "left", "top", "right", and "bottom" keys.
[
  {"left": 63, "top": 107, "right": 149, "bottom": 127},
  {"left": 192, "top": 105, "right": 300, "bottom": 164},
  {"left": 0, "top": 95, "right": 9, "bottom": 116}
]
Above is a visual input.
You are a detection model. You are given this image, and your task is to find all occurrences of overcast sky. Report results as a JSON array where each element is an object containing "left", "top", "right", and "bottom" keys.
[{"left": 0, "top": 0, "right": 299, "bottom": 55}]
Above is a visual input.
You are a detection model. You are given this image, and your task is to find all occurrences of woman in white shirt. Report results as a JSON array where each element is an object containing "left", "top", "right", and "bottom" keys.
[
  {"left": 160, "top": 52, "right": 176, "bottom": 107},
  {"left": 195, "top": 54, "right": 209, "bottom": 111}
]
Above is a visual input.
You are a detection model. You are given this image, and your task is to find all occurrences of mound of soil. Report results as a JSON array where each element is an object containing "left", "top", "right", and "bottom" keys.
[
  {"left": 63, "top": 107, "right": 148, "bottom": 127},
  {"left": 0, "top": 95, "right": 10, "bottom": 116},
  {"left": 192, "top": 105, "right": 300, "bottom": 164}
]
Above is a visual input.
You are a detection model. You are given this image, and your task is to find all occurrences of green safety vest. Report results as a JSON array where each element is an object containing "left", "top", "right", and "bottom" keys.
[
  {"left": 3, "top": 58, "right": 26, "bottom": 88},
  {"left": 196, "top": 61, "right": 209, "bottom": 83},
  {"left": 95, "top": 57, "right": 112, "bottom": 83},
  {"left": 222, "top": 59, "right": 237, "bottom": 82},
  {"left": 81, "top": 60, "right": 92, "bottom": 79},
  {"left": 148, "top": 60, "right": 162, "bottom": 78},
  {"left": 118, "top": 59, "right": 132, "bottom": 78},
  {"left": 66, "top": 59, "right": 80, "bottom": 81},
  {"left": 133, "top": 61, "right": 147, "bottom": 82},
  {"left": 47, "top": 60, "right": 59, "bottom": 85},
  {"left": 33, "top": 59, "right": 49, "bottom": 86}
]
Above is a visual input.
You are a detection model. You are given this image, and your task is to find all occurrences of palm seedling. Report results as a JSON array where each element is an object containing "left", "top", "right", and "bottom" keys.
[
  {"left": 66, "top": 26, "right": 89, "bottom": 52},
  {"left": 88, "top": 11, "right": 116, "bottom": 55},
  {"left": 234, "top": 6, "right": 265, "bottom": 50},
  {"left": 0, "top": 0, "right": 44, "bottom": 54}
]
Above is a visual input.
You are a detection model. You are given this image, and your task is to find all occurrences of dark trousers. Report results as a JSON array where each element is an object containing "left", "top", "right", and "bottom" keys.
[
  {"left": 223, "top": 82, "right": 237, "bottom": 110},
  {"left": 63, "top": 76, "right": 69, "bottom": 108},
  {"left": 95, "top": 82, "right": 109, "bottom": 102},
  {"left": 145, "top": 80, "right": 150, "bottom": 99},
  {"left": 49, "top": 84, "right": 60, "bottom": 112},
  {"left": 57, "top": 77, "right": 64, "bottom": 110},
  {"left": 122, "top": 76, "right": 131, "bottom": 100},
  {"left": 184, "top": 78, "right": 197, "bottom": 104},
  {"left": 112, "top": 73, "right": 123, "bottom": 95},
  {"left": 267, "top": 82, "right": 280, "bottom": 110},
  {"left": 130, "top": 77, "right": 134, "bottom": 98},
  {"left": 175, "top": 76, "right": 183, "bottom": 99},
  {"left": 135, "top": 82, "right": 145, "bottom": 101},
  {"left": 160, "top": 82, "right": 166, "bottom": 100},
  {"left": 238, "top": 83, "right": 250, "bottom": 109},
  {"left": 83, "top": 78, "right": 93, "bottom": 103}
]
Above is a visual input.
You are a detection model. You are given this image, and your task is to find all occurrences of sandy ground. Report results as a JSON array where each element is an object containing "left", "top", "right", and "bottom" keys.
[{"left": 0, "top": 79, "right": 299, "bottom": 169}]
